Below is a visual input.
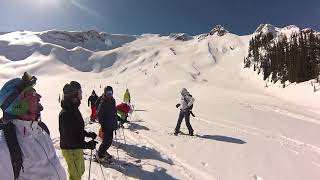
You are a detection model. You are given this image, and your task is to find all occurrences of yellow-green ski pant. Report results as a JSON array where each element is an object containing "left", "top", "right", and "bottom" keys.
[{"left": 62, "top": 149, "right": 85, "bottom": 180}]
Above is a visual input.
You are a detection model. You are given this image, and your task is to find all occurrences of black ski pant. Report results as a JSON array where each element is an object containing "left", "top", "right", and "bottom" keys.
[
  {"left": 175, "top": 110, "right": 193, "bottom": 134},
  {"left": 97, "top": 128, "right": 114, "bottom": 158}
]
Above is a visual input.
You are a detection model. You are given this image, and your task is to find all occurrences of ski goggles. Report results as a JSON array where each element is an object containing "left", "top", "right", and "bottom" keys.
[{"left": 105, "top": 89, "right": 113, "bottom": 96}]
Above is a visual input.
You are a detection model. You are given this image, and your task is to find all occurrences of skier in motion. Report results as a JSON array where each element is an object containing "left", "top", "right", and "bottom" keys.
[
  {"left": 174, "top": 88, "right": 195, "bottom": 136},
  {"left": 88, "top": 90, "right": 99, "bottom": 122}
]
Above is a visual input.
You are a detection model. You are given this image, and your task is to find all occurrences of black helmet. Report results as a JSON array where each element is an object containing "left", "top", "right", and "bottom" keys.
[{"left": 63, "top": 81, "right": 81, "bottom": 97}]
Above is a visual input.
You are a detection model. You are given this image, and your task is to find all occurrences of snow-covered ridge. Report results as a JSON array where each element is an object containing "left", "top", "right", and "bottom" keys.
[
  {"left": 0, "top": 24, "right": 317, "bottom": 74},
  {"left": 0, "top": 27, "right": 244, "bottom": 73},
  {"left": 38, "top": 30, "right": 137, "bottom": 51},
  {"left": 0, "top": 30, "right": 137, "bottom": 51},
  {"left": 169, "top": 33, "right": 193, "bottom": 41},
  {"left": 0, "top": 32, "right": 10, "bottom": 36},
  {"left": 0, "top": 30, "right": 139, "bottom": 72},
  {"left": 254, "top": 23, "right": 320, "bottom": 39}
]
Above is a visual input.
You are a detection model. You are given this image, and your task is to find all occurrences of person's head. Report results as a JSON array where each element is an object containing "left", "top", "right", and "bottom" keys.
[
  {"left": 104, "top": 86, "right": 113, "bottom": 97},
  {"left": 92, "top": 90, "right": 96, "bottom": 95},
  {"left": 0, "top": 72, "right": 43, "bottom": 121},
  {"left": 181, "top": 88, "right": 188, "bottom": 96},
  {"left": 63, "top": 81, "right": 82, "bottom": 104},
  {"left": 126, "top": 88, "right": 129, "bottom": 92}
]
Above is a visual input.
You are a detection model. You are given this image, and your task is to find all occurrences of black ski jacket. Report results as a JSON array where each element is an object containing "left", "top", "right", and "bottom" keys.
[
  {"left": 59, "top": 98, "right": 89, "bottom": 149},
  {"left": 88, "top": 94, "right": 98, "bottom": 107},
  {"left": 96, "top": 95, "right": 117, "bottom": 131}
]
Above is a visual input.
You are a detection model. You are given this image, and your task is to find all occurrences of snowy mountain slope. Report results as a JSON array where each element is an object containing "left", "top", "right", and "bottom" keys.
[
  {"left": 0, "top": 30, "right": 137, "bottom": 72},
  {"left": 39, "top": 30, "right": 137, "bottom": 51},
  {"left": 0, "top": 25, "right": 320, "bottom": 180}
]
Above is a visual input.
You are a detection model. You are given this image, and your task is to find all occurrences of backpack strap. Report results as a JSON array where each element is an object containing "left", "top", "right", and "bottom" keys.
[
  {"left": 183, "top": 95, "right": 194, "bottom": 111},
  {"left": 38, "top": 121, "right": 50, "bottom": 136},
  {"left": 183, "top": 96, "right": 188, "bottom": 104},
  {"left": 183, "top": 95, "right": 192, "bottom": 106},
  {"left": 1, "top": 120, "right": 23, "bottom": 179},
  {"left": 96, "top": 96, "right": 104, "bottom": 118}
]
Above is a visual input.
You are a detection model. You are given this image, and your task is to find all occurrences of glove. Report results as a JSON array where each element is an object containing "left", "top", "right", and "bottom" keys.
[
  {"left": 176, "top": 104, "right": 181, "bottom": 108},
  {"left": 86, "top": 140, "right": 97, "bottom": 150},
  {"left": 87, "top": 132, "right": 97, "bottom": 139}
]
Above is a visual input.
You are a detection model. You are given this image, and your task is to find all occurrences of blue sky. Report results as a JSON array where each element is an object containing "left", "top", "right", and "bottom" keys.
[{"left": 0, "top": 0, "right": 319, "bottom": 35}]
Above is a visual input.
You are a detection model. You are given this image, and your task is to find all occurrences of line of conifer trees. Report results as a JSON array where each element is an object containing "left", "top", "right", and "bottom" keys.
[{"left": 244, "top": 30, "right": 320, "bottom": 85}]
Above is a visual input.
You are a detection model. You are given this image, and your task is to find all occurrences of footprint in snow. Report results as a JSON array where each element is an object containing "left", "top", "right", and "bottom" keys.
[
  {"left": 170, "top": 144, "right": 176, "bottom": 148},
  {"left": 253, "top": 175, "right": 263, "bottom": 180},
  {"left": 201, "top": 162, "right": 209, "bottom": 167}
]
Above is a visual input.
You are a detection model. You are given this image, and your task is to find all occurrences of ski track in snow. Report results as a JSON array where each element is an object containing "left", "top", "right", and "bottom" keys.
[
  {"left": 125, "top": 125, "right": 216, "bottom": 180},
  {"left": 136, "top": 100, "right": 320, "bottom": 179},
  {"left": 105, "top": 105, "right": 320, "bottom": 179},
  {"left": 279, "top": 135, "right": 320, "bottom": 154},
  {"left": 83, "top": 115, "right": 216, "bottom": 180},
  {"left": 196, "top": 115, "right": 320, "bottom": 155},
  {"left": 312, "top": 161, "right": 320, "bottom": 168},
  {"left": 238, "top": 101, "right": 320, "bottom": 126}
]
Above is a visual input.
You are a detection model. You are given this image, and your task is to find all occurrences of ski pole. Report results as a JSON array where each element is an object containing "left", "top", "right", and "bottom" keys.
[
  {"left": 121, "top": 127, "right": 127, "bottom": 146},
  {"left": 88, "top": 149, "right": 92, "bottom": 180},
  {"left": 88, "top": 136, "right": 97, "bottom": 180},
  {"left": 114, "top": 130, "right": 121, "bottom": 163},
  {"left": 114, "top": 130, "right": 128, "bottom": 180},
  {"left": 95, "top": 148, "right": 106, "bottom": 180}
]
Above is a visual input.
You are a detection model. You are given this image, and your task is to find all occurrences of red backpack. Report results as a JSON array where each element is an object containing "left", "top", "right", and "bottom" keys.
[{"left": 116, "top": 103, "right": 131, "bottom": 114}]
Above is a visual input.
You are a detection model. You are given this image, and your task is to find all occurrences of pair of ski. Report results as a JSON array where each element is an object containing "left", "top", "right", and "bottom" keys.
[
  {"left": 92, "top": 154, "right": 113, "bottom": 165},
  {"left": 84, "top": 152, "right": 113, "bottom": 165}
]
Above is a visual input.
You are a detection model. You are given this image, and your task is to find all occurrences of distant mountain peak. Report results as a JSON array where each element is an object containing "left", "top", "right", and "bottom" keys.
[
  {"left": 254, "top": 24, "right": 276, "bottom": 35},
  {"left": 282, "top": 25, "right": 299, "bottom": 30},
  {"left": 209, "top": 25, "right": 229, "bottom": 36},
  {"left": 169, "top": 33, "right": 193, "bottom": 41}
]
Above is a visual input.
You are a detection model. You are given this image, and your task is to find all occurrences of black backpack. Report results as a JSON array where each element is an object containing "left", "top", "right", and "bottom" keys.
[{"left": 0, "top": 119, "right": 50, "bottom": 179}]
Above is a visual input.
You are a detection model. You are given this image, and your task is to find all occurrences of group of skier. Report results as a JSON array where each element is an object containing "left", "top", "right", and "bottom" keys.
[
  {"left": 88, "top": 88, "right": 132, "bottom": 126},
  {"left": 60, "top": 83, "right": 133, "bottom": 179},
  {"left": 0, "top": 72, "right": 195, "bottom": 180}
]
